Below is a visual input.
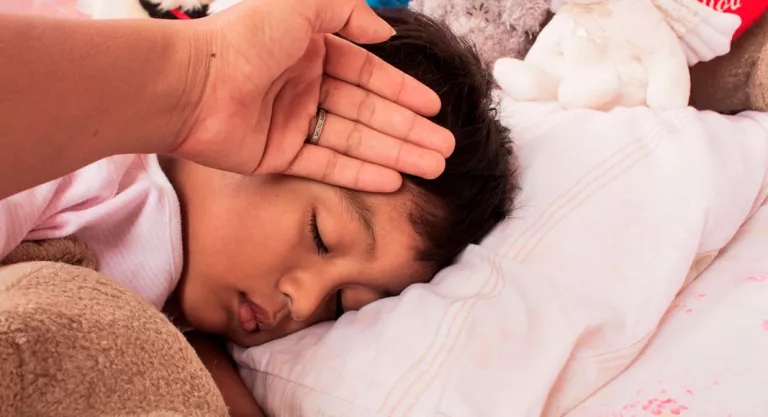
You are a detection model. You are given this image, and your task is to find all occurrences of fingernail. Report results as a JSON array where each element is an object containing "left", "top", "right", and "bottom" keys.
[{"left": 390, "top": 27, "right": 397, "bottom": 36}]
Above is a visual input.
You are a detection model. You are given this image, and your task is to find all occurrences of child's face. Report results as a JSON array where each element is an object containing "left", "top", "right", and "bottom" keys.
[{"left": 169, "top": 161, "right": 433, "bottom": 347}]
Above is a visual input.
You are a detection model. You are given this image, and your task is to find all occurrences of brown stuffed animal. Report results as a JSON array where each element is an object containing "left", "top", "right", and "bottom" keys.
[
  {"left": 0, "top": 238, "right": 228, "bottom": 417},
  {"left": 690, "top": 13, "right": 768, "bottom": 113}
]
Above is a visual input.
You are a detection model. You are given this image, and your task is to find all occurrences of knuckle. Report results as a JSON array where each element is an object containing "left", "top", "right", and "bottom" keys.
[
  {"left": 319, "top": 76, "right": 341, "bottom": 108},
  {"left": 358, "top": 52, "right": 377, "bottom": 88},
  {"left": 353, "top": 160, "right": 365, "bottom": 189},
  {"left": 344, "top": 124, "right": 364, "bottom": 155},
  {"left": 404, "top": 113, "right": 418, "bottom": 141},
  {"left": 357, "top": 91, "right": 377, "bottom": 125},
  {"left": 393, "top": 72, "right": 406, "bottom": 103},
  {"left": 393, "top": 142, "right": 405, "bottom": 169},
  {"left": 322, "top": 152, "right": 340, "bottom": 182}
]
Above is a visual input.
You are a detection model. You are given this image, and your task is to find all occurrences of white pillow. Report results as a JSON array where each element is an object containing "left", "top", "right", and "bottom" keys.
[{"left": 233, "top": 100, "right": 768, "bottom": 417}]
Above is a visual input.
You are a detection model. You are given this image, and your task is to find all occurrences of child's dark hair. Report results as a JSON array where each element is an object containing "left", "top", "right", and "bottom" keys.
[{"left": 360, "top": 9, "right": 518, "bottom": 270}]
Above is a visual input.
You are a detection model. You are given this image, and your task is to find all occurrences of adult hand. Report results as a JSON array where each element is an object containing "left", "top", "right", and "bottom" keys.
[{"left": 174, "top": 0, "right": 455, "bottom": 192}]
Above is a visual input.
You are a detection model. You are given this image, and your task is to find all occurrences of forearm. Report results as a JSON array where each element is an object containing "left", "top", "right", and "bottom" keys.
[
  {"left": 0, "top": 13, "right": 209, "bottom": 199},
  {"left": 186, "top": 332, "right": 266, "bottom": 417}
]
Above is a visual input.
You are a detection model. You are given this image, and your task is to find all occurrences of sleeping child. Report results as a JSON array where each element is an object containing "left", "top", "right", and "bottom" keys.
[
  {"left": 0, "top": 5, "right": 516, "bottom": 415},
  {"left": 169, "top": 9, "right": 516, "bottom": 348}
]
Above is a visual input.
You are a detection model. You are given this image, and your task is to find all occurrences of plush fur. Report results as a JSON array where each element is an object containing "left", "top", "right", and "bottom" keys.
[
  {"left": 78, "top": 0, "right": 213, "bottom": 19},
  {"left": 690, "top": 12, "right": 768, "bottom": 113},
  {"left": 0, "top": 237, "right": 97, "bottom": 270},
  {"left": 407, "top": 0, "right": 768, "bottom": 112},
  {"left": 409, "top": 0, "right": 551, "bottom": 64},
  {"left": 148, "top": 0, "right": 213, "bottom": 10},
  {"left": 0, "top": 239, "right": 228, "bottom": 416},
  {"left": 138, "top": 0, "right": 210, "bottom": 19}
]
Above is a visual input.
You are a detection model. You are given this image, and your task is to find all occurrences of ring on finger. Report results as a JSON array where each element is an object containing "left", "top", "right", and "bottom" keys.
[{"left": 307, "top": 109, "right": 327, "bottom": 145}]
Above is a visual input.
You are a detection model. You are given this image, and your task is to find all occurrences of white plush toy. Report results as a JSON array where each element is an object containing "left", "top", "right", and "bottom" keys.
[
  {"left": 494, "top": 0, "right": 741, "bottom": 110},
  {"left": 77, "top": 0, "right": 214, "bottom": 19}
]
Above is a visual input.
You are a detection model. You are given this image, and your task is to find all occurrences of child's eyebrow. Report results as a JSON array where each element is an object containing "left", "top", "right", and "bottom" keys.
[{"left": 336, "top": 189, "right": 376, "bottom": 254}]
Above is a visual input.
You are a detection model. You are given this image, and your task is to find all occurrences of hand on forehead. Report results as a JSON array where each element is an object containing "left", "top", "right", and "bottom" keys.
[
  {"left": 284, "top": 37, "right": 455, "bottom": 192},
  {"left": 169, "top": 0, "right": 455, "bottom": 193}
]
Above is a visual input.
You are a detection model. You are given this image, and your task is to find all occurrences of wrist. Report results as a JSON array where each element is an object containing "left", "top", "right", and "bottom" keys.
[{"left": 150, "top": 20, "right": 213, "bottom": 156}]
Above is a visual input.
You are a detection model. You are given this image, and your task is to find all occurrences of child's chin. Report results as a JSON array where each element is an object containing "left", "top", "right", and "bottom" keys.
[
  {"left": 228, "top": 332, "right": 270, "bottom": 348},
  {"left": 230, "top": 322, "right": 294, "bottom": 348}
]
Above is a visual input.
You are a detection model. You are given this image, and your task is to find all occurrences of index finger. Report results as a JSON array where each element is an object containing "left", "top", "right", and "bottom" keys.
[{"left": 323, "top": 34, "right": 442, "bottom": 117}]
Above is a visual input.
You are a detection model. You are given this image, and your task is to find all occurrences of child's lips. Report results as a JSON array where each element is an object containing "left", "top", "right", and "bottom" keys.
[{"left": 238, "top": 295, "right": 261, "bottom": 332}]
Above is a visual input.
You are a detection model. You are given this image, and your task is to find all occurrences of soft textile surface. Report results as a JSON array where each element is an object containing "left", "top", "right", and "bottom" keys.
[
  {"left": 408, "top": 0, "right": 549, "bottom": 64},
  {"left": 0, "top": 155, "right": 183, "bottom": 311},
  {"left": 11, "top": 1, "right": 768, "bottom": 414},
  {"left": 2, "top": 0, "right": 84, "bottom": 17},
  {"left": 234, "top": 100, "right": 768, "bottom": 416},
  {"left": 568, "top": 193, "right": 768, "bottom": 416},
  {"left": 0, "top": 261, "right": 228, "bottom": 417}
]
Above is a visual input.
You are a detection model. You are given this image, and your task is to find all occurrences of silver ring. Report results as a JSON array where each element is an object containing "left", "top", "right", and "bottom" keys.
[{"left": 308, "top": 109, "right": 327, "bottom": 145}]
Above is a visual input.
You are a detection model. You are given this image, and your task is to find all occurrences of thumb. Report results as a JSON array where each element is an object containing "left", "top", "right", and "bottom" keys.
[{"left": 289, "top": 0, "right": 395, "bottom": 43}]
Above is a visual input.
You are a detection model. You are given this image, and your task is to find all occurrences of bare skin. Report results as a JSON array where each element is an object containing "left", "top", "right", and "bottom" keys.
[
  {"left": 186, "top": 332, "right": 266, "bottom": 417},
  {"left": 164, "top": 158, "right": 433, "bottom": 416},
  {"left": 0, "top": 0, "right": 455, "bottom": 414},
  {"left": 0, "top": 0, "right": 454, "bottom": 200}
]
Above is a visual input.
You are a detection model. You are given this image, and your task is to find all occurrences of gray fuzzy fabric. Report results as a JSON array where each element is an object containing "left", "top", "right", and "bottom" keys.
[{"left": 409, "top": 0, "right": 550, "bottom": 64}]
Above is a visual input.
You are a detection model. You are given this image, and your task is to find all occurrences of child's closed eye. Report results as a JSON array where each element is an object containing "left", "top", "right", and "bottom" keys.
[{"left": 308, "top": 209, "right": 329, "bottom": 255}]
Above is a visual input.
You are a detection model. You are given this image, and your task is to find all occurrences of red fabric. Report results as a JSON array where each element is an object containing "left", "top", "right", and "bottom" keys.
[
  {"left": 170, "top": 8, "right": 191, "bottom": 19},
  {"left": 697, "top": 0, "right": 768, "bottom": 38}
]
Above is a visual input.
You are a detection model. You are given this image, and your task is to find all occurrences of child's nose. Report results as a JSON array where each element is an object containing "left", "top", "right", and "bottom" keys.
[
  {"left": 287, "top": 291, "right": 326, "bottom": 322},
  {"left": 277, "top": 272, "right": 330, "bottom": 322}
]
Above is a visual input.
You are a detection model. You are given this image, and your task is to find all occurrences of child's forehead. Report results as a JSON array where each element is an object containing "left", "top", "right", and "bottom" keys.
[{"left": 338, "top": 187, "right": 415, "bottom": 223}]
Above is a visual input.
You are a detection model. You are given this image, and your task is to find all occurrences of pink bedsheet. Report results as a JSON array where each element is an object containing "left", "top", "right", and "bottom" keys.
[{"left": 2, "top": 0, "right": 85, "bottom": 17}]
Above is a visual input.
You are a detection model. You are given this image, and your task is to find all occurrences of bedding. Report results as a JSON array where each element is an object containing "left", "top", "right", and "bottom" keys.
[
  {"left": 570, "top": 199, "right": 768, "bottom": 416},
  {"left": 13, "top": 1, "right": 768, "bottom": 415},
  {"left": 233, "top": 100, "right": 768, "bottom": 417}
]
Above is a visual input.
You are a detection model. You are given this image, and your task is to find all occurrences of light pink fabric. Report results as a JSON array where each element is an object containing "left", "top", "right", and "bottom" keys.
[
  {"left": 570, "top": 197, "right": 768, "bottom": 417},
  {"left": 1, "top": 0, "right": 85, "bottom": 18},
  {"left": 0, "top": 155, "right": 182, "bottom": 310}
]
